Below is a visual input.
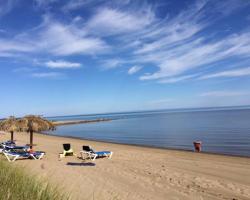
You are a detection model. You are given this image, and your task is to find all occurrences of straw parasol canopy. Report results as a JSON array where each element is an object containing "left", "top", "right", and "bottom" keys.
[
  {"left": 21, "top": 115, "right": 56, "bottom": 149},
  {"left": 0, "top": 116, "right": 25, "bottom": 142}
]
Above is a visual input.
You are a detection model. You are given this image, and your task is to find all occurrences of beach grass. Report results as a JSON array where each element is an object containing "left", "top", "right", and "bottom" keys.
[{"left": 0, "top": 158, "right": 68, "bottom": 200}]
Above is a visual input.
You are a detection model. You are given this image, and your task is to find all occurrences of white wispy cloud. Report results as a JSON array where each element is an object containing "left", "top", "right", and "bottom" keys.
[
  {"left": 86, "top": 7, "right": 155, "bottom": 36},
  {"left": 0, "top": 39, "right": 35, "bottom": 53},
  {"left": 105, "top": 0, "right": 249, "bottom": 82},
  {"left": 200, "top": 91, "right": 249, "bottom": 97},
  {"left": 199, "top": 67, "right": 250, "bottom": 79},
  {"left": 0, "top": 18, "right": 109, "bottom": 57},
  {"left": 63, "top": 0, "right": 132, "bottom": 11},
  {"left": 128, "top": 65, "right": 142, "bottom": 75},
  {"left": 31, "top": 72, "right": 64, "bottom": 78},
  {"left": 62, "top": 0, "right": 101, "bottom": 11},
  {"left": 101, "top": 59, "right": 123, "bottom": 70},
  {"left": 45, "top": 60, "right": 82, "bottom": 69},
  {"left": 40, "top": 21, "right": 109, "bottom": 56},
  {"left": 158, "top": 74, "right": 199, "bottom": 84},
  {"left": 139, "top": 31, "right": 250, "bottom": 80},
  {"left": 133, "top": 2, "right": 206, "bottom": 55}
]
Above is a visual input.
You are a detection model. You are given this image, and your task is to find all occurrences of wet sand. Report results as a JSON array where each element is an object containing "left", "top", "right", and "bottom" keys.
[{"left": 1, "top": 132, "right": 250, "bottom": 200}]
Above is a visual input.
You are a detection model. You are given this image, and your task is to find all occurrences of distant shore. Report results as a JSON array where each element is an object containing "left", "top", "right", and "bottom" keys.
[{"left": 53, "top": 118, "right": 111, "bottom": 126}]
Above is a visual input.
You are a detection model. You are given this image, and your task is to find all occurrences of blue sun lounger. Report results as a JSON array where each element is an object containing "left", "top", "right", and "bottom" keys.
[
  {"left": 0, "top": 140, "right": 16, "bottom": 153},
  {"left": 80, "top": 146, "right": 113, "bottom": 161},
  {"left": 3, "top": 146, "right": 45, "bottom": 162}
]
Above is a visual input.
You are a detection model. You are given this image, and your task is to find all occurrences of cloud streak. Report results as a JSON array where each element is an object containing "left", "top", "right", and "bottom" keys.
[
  {"left": 158, "top": 74, "right": 199, "bottom": 84},
  {"left": 62, "top": 0, "right": 103, "bottom": 11},
  {"left": 128, "top": 66, "right": 142, "bottom": 75},
  {"left": 0, "top": 17, "right": 109, "bottom": 57},
  {"left": 200, "top": 91, "right": 249, "bottom": 97},
  {"left": 45, "top": 60, "right": 82, "bottom": 69},
  {"left": 101, "top": 59, "right": 124, "bottom": 70},
  {"left": 138, "top": 24, "right": 250, "bottom": 81},
  {"left": 199, "top": 67, "right": 250, "bottom": 79},
  {"left": 40, "top": 21, "right": 109, "bottom": 56},
  {"left": 31, "top": 72, "right": 65, "bottom": 78},
  {"left": 86, "top": 7, "right": 155, "bottom": 36}
]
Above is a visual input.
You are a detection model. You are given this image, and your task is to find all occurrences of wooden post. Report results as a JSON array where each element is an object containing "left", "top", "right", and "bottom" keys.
[
  {"left": 30, "top": 130, "right": 33, "bottom": 149},
  {"left": 11, "top": 131, "right": 14, "bottom": 142}
]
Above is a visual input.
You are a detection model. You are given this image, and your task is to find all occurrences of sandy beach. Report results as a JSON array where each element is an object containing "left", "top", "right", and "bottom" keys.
[{"left": 0, "top": 132, "right": 250, "bottom": 200}]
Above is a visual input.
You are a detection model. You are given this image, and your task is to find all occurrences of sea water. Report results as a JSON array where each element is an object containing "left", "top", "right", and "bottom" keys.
[{"left": 47, "top": 107, "right": 250, "bottom": 157}]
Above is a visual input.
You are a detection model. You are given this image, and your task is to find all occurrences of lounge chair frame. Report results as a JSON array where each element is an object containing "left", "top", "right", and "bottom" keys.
[
  {"left": 59, "top": 143, "right": 77, "bottom": 158},
  {"left": 80, "top": 146, "right": 113, "bottom": 161},
  {"left": 3, "top": 149, "right": 45, "bottom": 162}
]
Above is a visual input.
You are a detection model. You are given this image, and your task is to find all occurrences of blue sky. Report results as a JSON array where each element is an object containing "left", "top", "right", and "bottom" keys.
[{"left": 0, "top": 0, "right": 250, "bottom": 117}]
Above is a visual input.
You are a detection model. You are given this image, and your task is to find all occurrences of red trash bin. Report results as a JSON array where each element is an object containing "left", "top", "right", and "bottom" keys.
[{"left": 193, "top": 141, "right": 202, "bottom": 152}]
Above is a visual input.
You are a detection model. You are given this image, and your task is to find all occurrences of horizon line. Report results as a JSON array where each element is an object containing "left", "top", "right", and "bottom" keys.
[{"left": 45, "top": 104, "right": 250, "bottom": 119}]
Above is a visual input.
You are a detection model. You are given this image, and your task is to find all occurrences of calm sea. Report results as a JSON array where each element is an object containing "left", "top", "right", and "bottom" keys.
[{"left": 47, "top": 107, "right": 250, "bottom": 157}]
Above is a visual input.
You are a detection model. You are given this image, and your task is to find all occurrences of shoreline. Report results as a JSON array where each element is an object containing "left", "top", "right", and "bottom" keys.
[
  {"left": 3, "top": 127, "right": 249, "bottom": 158},
  {"left": 45, "top": 132, "right": 250, "bottom": 159}
]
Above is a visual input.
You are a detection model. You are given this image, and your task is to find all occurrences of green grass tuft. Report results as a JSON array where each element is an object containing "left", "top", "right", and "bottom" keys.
[{"left": 0, "top": 158, "right": 69, "bottom": 200}]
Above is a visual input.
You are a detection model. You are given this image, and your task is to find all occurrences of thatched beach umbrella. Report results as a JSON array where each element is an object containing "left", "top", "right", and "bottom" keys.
[
  {"left": 21, "top": 115, "right": 56, "bottom": 149},
  {"left": 0, "top": 116, "right": 24, "bottom": 142}
]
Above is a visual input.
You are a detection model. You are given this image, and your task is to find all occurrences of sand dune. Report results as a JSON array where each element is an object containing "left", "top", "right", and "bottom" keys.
[{"left": 1, "top": 132, "right": 250, "bottom": 200}]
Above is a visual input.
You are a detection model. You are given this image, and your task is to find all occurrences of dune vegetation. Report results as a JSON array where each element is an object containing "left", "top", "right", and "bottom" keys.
[{"left": 0, "top": 158, "right": 68, "bottom": 200}]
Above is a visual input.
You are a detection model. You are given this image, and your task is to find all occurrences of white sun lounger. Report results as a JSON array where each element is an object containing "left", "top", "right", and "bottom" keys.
[
  {"left": 3, "top": 151, "right": 45, "bottom": 162},
  {"left": 80, "top": 146, "right": 113, "bottom": 161},
  {"left": 2, "top": 146, "right": 45, "bottom": 162}
]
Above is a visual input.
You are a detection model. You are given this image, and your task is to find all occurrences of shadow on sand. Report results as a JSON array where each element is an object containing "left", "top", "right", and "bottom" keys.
[{"left": 66, "top": 162, "right": 96, "bottom": 167}]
